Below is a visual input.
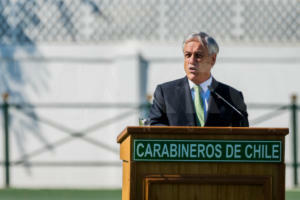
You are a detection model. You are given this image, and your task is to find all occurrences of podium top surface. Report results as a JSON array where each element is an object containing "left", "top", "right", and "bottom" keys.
[{"left": 117, "top": 126, "right": 289, "bottom": 143}]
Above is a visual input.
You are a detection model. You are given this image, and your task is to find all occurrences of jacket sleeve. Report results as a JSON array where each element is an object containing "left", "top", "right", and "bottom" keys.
[{"left": 149, "top": 85, "right": 169, "bottom": 126}]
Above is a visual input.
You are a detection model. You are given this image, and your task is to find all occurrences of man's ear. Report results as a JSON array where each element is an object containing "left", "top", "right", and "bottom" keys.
[{"left": 211, "top": 54, "right": 217, "bottom": 66}]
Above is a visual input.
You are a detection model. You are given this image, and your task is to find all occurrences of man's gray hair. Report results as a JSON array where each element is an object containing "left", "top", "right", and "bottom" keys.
[{"left": 182, "top": 32, "right": 219, "bottom": 55}]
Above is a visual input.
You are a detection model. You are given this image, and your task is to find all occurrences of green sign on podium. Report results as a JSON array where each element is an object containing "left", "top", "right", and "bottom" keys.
[{"left": 134, "top": 139, "right": 281, "bottom": 162}]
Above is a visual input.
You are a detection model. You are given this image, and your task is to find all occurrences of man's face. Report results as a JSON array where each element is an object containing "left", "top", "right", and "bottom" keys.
[{"left": 183, "top": 39, "right": 216, "bottom": 84}]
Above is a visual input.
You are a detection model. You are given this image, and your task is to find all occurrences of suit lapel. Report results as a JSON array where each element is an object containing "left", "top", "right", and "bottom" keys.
[{"left": 176, "top": 77, "right": 197, "bottom": 126}]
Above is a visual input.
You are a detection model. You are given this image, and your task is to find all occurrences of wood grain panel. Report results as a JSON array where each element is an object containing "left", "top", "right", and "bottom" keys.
[
  {"left": 117, "top": 127, "right": 288, "bottom": 200},
  {"left": 144, "top": 175, "right": 271, "bottom": 200}
]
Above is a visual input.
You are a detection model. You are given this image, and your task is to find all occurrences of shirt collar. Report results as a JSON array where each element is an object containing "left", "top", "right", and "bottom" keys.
[{"left": 188, "top": 76, "right": 213, "bottom": 93}]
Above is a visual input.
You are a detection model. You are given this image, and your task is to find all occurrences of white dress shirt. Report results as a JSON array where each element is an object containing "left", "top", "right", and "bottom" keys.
[{"left": 188, "top": 76, "right": 212, "bottom": 120}]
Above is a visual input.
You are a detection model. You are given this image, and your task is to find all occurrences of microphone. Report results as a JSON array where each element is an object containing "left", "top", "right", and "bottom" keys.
[{"left": 207, "top": 85, "right": 246, "bottom": 120}]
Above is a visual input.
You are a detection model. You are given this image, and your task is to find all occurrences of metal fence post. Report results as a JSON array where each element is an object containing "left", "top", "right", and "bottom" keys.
[
  {"left": 137, "top": 54, "right": 149, "bottom": 124},
  {"left": 291, "top": 94, "right": 298, "bottom": 186},
  {"left": 2, "top": 93, "right": 10, "bottom": 188}
]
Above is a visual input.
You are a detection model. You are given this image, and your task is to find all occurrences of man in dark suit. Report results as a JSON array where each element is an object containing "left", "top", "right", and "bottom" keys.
[{"left": 149, "top": 32, "right": 249, "bottom": 127}]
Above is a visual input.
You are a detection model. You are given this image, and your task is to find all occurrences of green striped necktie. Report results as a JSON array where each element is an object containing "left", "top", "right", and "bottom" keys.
[{"left": 193, "top": 85, "right": 205, "bottom": 126}]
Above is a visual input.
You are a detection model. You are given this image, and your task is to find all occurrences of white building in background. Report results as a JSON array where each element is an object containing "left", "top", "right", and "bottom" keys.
[{"left": 0, "top": 0, "right": 299, "bottom": 189}]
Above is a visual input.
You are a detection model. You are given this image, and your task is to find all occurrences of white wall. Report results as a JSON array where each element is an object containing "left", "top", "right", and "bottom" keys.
[{"left": 0, "top": 43, "right": 144, "bottom": 188}]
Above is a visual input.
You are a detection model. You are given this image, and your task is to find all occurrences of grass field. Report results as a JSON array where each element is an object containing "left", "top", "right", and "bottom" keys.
[
  {"left": 0, "top": 189, "right": 121, "bottom": 200},
  {"left": 0, "top": 189, "right": 299, "bottom": 200}
]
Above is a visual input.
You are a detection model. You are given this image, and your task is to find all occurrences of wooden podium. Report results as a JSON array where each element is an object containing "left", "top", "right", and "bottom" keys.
[{"left": 117, "top": 126, "right": 289, "bottom": 200}]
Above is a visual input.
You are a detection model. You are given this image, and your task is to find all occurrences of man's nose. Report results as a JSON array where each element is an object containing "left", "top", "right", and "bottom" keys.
[{"left": 189, "top": 54, "right": 196, "bottom": 64}]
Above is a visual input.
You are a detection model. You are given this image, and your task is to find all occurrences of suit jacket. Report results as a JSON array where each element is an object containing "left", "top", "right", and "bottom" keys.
[{"left": 149, "top": 76, "right": 249, "bottom": 127}]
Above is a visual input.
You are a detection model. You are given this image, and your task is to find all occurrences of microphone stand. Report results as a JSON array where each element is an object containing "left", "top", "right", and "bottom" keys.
[{"left": 208, "top": 86, "right": 247, "bottom": 126}]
